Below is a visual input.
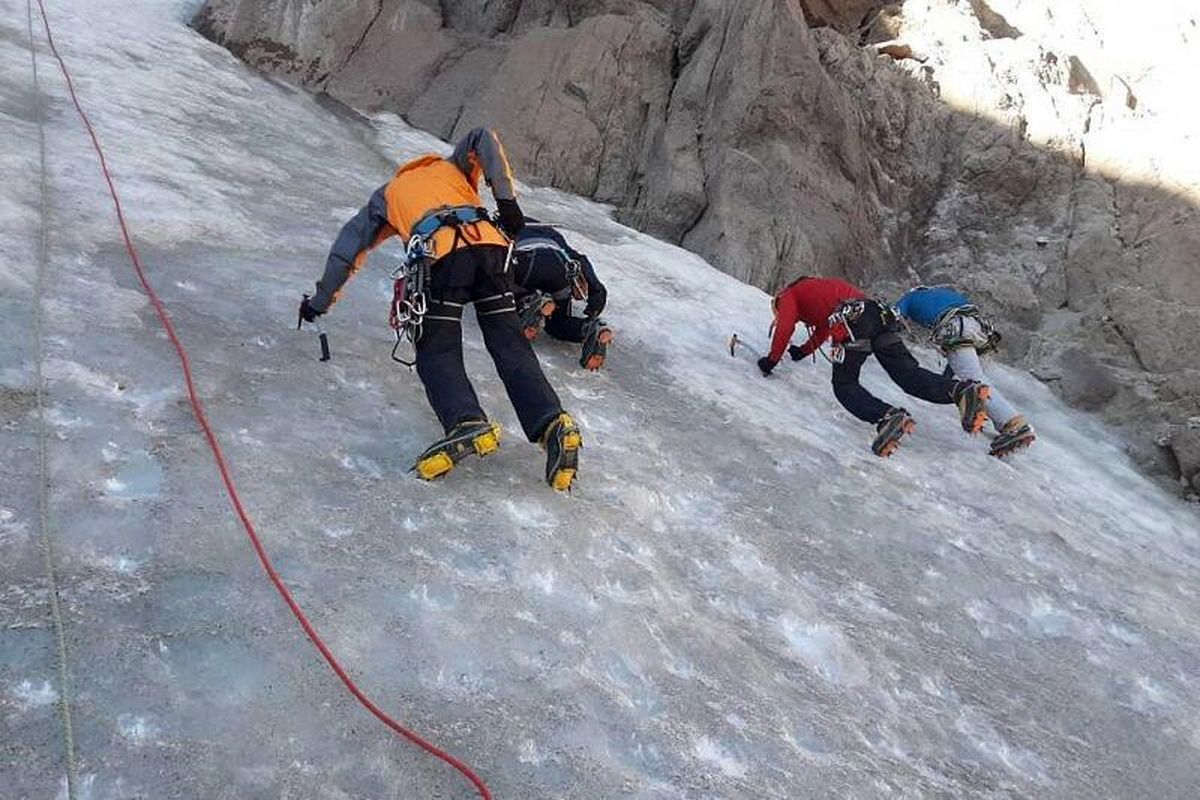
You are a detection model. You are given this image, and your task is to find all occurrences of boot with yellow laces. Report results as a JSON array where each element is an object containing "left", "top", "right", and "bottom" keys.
[{"left": 541, "top": 412, "right": 582, "bottom": 491}]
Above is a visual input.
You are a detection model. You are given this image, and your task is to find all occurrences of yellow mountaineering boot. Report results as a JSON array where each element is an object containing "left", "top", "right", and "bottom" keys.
[
  {"left": 541, "top": 412, "right": 582, "bottom": 491},
  {"left": 413, "top": 419, "right": 502, "bottom": 480}
]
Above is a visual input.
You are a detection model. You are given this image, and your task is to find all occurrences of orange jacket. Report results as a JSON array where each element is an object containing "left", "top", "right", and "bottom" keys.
[{"left": 311, "top": 128, "right": 517, "bottom": 312}]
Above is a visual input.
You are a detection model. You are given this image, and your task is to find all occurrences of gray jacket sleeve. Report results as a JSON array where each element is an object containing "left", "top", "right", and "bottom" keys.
[
  {"left": 450, "top": 128, "right": 517, "bottom": 201},
  {"left": 312, "top": 184, "right": 391, "bottom": 312}
]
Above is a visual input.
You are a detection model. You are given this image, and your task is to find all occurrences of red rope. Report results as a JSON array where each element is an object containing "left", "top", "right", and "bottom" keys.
[{"left": 32, "top": 3, "right": 493, "bottom": 797}]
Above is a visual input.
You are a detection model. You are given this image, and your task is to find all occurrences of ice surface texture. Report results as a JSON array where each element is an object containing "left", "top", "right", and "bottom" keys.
[{"left": 1, "top": 1, "right": 1198, "bottom": 798}]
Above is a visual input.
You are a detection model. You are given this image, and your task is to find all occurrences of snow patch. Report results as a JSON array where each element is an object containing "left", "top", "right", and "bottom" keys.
[
  {"left": 102, "top": 452, "right": 163, "bottom": 501},
  {"left": 1130, "top": 675, "right": 1173, "bottom": 713},
  {"left": 517, "top": 738, "right": 547, "bottom": 765},
  {"left": 117, "top": 713, "right": 160, "bottom": 744},
  {"left": 337, "top": 453, "right": 383, "bottom": 480},
  {"left": 779, "top": 617, "right": 870, "bottom": 687},
  {"left": 0, "top": 507, "right": 26, "bottom": 540},
  {"left": 502, "top": 498, "right": 558, "bottom": 530},
  {"left": 693, "top": 735, "right": 748, "bottom": 779},
  {"left": 525, "top": 570, "right": 556, "bottom": 595},
  {"left": 955, "top": 706, "right": 1052, "bottom": 786},
  {"left": 11, "top": 679, "right": 58, "bottom": 710},
  {"left": 98, "top": 554, "right": 142, "bottom": 574}
]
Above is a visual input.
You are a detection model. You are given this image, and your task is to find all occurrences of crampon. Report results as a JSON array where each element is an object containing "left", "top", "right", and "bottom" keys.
[
  {"left": 989, "top": 418, "right": 1036, "bottom": 458},
  {"left": 412, "top": 419, "right": 502, "bottom": 480},
  {"left": 872, "top": 408, "right": 916, "bottom": 458},
  {"left": 541, "top": 412, "right": 582, "bottom": 491}
]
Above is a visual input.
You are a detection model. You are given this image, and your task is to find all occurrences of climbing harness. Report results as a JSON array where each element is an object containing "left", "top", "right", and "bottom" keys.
[
  {"left": 389, "top": 207, "right": 515, "bottom": 368},
  {"left": 410, "top": 204, "right": 492, "bottom": 253},
  {"left": 820, "top": 299, "right": 902, "bottom": 362},
  {"left": 828, "top": 298, "right": 899, "bottom": 342},
  {"left": 828, "top": 299, "right": 867, "bottom": 343},
  {"left": 515, "top": 237, "right": 588, "bottom": 299},
  {"left": 931, "top": 304, "right": 1001, "bottom": 354}
]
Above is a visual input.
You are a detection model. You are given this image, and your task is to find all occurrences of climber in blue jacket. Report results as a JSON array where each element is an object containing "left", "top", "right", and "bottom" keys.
[{"left": 895, "top": 286, "right": 1035, "bottom": 457}]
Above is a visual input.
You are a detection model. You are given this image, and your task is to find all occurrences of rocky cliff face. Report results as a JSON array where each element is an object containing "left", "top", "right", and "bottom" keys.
[{"left": 192, "top": 0, "right": 1200, "bottom": 493}]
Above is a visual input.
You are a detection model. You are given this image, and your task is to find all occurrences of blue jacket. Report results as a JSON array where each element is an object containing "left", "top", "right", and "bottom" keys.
[{"left": 895, "top": 286, "right": 971, "bottom": 328}]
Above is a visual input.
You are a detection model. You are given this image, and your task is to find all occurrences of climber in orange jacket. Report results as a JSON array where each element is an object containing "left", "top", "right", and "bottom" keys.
[{"left": 299, "top": 128, "right": 581, "bottom": 490}]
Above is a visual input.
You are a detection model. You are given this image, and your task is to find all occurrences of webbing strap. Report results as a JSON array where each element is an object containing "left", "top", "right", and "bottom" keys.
[
  {"left": 477, "top": 292, "right": 516, "bottom": 317},
  {"left": 426, "top": 299, "right": 465, "bottom": 323},
  {"left": 873, "top": 331, "right": 902, "bottom": 348},
  {"left": 514, "top": 237, "right": 571, "bottom": 258},
  {"left": 411, "top": 205, "right": 491, "bottom": 239}
]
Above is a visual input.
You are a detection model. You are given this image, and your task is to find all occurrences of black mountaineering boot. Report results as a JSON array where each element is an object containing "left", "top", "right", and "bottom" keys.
[
  {"left": 517, "top": 291, "right": 556, "bottom": 341},
  {"left": 412, "top": 419, "right": 502, "bottom": 480},
  {"left": 541, "top": 412, "right": 582, "bottom": 491},
  {"left": 579, "top": 318, "right": 613, "bottom": 371},
  {"left": 871, "top": 407, "right": 916, "bottom": 458},
  {"left": 953, "top": 380, "right": 992, "bottom": 435}
]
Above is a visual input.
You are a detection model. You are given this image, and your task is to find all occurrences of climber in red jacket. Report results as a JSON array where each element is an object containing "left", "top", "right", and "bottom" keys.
[{"left": 759, "top": 276, "right": 993, "bottom": 456}]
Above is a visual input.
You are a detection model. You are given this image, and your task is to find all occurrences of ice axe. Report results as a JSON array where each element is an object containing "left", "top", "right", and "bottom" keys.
[
  {"left": 297, "top": 294, "right": 331, "bottom": 362},
  {"left": 727, "top": 332, "right": 763, "bottom": 361}
]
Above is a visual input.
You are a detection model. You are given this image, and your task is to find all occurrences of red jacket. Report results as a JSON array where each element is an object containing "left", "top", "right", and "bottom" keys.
[{"left": 769, "top": 277, "right": 865, "bottom": 362}]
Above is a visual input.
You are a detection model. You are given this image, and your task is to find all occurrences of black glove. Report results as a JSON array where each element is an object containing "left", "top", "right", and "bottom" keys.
[
  {"left": 757, "top": 356, "right": 777, "bottom": 376},
  {"left": 496, "top": 198, "right": 525, "bottom": 237},
  {"left": 788, "top": 344, "right": 805, "bottom": 361},
  {"left": 298, "top": 295, "right": 324, "bottom": 324}
]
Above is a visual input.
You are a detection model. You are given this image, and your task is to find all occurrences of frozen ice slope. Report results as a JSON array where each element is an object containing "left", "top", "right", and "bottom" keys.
[{"left": 2, "top": 1, "right": 1198, "bottom": 798}]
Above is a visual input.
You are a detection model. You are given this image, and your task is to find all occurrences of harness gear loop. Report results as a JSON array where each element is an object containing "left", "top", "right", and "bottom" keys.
[
  {"left": 389, "top": 248, "right": 430, "bottom": 369},
  {"left": 829, "top": 299, "right": 867, "bottom": 343}
]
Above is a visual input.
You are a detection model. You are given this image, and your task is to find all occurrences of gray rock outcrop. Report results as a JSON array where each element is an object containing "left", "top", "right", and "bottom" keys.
[{"left": 192, "top": 0, "right": 1200, "bottom": 493}]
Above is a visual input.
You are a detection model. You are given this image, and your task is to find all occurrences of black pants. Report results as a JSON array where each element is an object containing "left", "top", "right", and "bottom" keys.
[
  {"left": 544, "top": 299, "right": 587, "bottom": 343},
  {"left": 514, "top": 250, "right": 587, "bottom": 343},
  {"left": 830, "top": 300, "right": 958, "bottom": 424},
  {"left": 416, "top": 245, "right": 563, "bottom": 442}
]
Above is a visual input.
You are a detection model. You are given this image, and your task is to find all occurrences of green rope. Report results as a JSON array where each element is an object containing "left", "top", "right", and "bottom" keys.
[{"left": 27, "top": 2, "right": 79, "bottom": 796}]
